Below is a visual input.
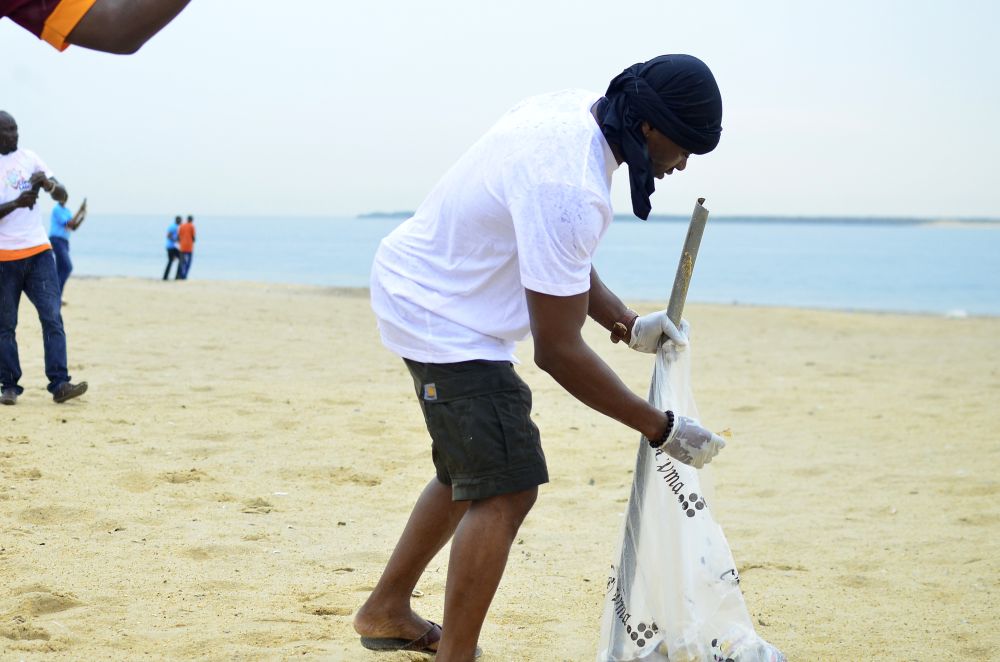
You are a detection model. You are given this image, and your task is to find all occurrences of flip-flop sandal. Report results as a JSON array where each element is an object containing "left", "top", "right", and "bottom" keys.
[
  {"left": 360, "top": 620, "right": 482, "bottom": 657},
  {"left": 360, "top": 620, "right": 442, "bottom": 653}
]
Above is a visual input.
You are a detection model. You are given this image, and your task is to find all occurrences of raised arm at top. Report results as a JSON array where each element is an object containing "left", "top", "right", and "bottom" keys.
[{"left": 67, "top": 0, "right": 192, "bottom": 54}]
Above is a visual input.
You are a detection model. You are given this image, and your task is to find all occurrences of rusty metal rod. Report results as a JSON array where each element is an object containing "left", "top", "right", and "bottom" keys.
[
  {"left": 606, "top": 198, "right": 711, "bottom": 659},
  {"left": 667, "top": 197, "right": 709, "bottom": 327}
]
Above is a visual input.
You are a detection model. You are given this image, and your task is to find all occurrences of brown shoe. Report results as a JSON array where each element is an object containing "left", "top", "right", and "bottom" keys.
[
  {"left": 53, "top": 381, "right": 88, "bottom": 403},
  {"left": 0, "top": 387, "right": 16, "bottom": 405}
]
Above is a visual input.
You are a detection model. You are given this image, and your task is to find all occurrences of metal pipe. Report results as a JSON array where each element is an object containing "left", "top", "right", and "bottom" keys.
[
  {"left": 607, "top": 198, "right": 710, "bottom": 659},
  {"left": 667, "top": 198, "right": 709, "bottom": 327}
]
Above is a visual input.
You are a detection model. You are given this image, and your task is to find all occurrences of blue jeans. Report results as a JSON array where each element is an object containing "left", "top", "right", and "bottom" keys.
[
  {"left": 178, "top": 251, "right": 193, "bottom": 279},
  {"left": 50, "top": 236, "right": 72, "bottom": 295},
  {"left": 0, "top": 250, "right": 70, "bottom": 394}
]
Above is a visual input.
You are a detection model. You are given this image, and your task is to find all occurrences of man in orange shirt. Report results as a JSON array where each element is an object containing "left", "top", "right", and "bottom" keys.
[
  {"left": 0, "top": 111, "right": 87, "bottom": 405},
  {"left": 176, "top": 214, "right": 195, "bottom": 280},
  {"left": 1, "top": 0, "right": 191, "bottom": 54}
]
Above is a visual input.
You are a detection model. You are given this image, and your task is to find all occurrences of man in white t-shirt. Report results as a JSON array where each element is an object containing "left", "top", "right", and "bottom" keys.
[
  {"left": 0, "top": 111, "right": 87, "bottom": 405},
  {"left": 354, "top": 55, "right": 726, "bottom": 661}
]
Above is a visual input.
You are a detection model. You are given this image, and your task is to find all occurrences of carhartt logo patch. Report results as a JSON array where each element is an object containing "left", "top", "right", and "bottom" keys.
[{"left": 423, "top": 383, "right": 438, "bottom": 401}]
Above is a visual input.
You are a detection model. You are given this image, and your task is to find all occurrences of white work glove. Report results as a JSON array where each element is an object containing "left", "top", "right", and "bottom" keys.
[
  {"left": 628, "top": 311, "right": 689, "bottom": 353},
  {"left": 657, "top": 415, "right": 725, "bottom": 469}
]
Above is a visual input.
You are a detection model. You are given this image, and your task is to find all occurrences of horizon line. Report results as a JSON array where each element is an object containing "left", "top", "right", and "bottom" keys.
[{"left": 88, "top": 212, "right": 1000, "bottom": 224}]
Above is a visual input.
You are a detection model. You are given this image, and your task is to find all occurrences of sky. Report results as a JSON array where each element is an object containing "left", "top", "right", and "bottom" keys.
[{"left": 2, "top": 0, "right": 999, "bottom": 219}]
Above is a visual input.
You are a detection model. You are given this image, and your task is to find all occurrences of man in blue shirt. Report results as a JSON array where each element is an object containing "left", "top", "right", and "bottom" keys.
[
  {"left": 49, "top": 190, "right": 85, "bottom": 298},
  {"left": 163, "top": 215, "right": 181, "bottom": 280}
]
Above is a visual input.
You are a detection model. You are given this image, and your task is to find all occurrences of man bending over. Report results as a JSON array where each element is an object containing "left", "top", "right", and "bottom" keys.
[{"left": 354, "top": 54, "right": 727, "bottom": 661}]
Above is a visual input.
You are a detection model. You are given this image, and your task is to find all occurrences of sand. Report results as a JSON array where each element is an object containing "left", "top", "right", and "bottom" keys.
[{"left": 1, "top": 277, "right": 998, "bottom": 661}]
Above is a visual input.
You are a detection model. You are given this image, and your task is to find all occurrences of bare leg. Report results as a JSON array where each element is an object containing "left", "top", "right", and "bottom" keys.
[
  {"left": 435, "top": 487, "right": 538, "bottom": 662},
  {"left": 354, "top": 478, "right": 468, "bottom": 645}
]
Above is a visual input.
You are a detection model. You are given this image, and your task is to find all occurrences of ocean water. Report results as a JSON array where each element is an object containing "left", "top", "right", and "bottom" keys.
[{"left": 67, "top": 214, "right": 1000, "bottom": 316}]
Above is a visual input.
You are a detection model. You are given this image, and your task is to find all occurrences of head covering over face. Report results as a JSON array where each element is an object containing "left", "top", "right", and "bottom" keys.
[{"left": 599, "top": 54, "right": 723, "bottom": 219}]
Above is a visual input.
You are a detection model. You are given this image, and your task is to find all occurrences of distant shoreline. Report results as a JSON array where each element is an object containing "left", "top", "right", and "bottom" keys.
[
  {"left": 613, "top": 214, "right": 1000, "bottom": 226},
  {"left": 80, "top": 212, "right": 1000, "bottom": 226},
  {"left": 356, "top": 211, "right": 412, "bottom": 219},
  {"left": 355, "top": 211, "right": 1000, "bottom": 226}
]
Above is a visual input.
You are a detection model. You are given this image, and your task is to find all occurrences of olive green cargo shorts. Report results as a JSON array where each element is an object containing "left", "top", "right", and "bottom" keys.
[{"left": 404, "top": 358, "right": 548, "bottom": 501}]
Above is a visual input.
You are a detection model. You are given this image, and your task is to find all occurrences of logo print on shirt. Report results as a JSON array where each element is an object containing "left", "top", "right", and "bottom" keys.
[{"left": 4, "top": 169, "right": 29, "bottom": 191}]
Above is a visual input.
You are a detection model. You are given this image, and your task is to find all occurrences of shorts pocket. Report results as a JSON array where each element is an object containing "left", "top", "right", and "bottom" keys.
[{"left": 420, "top": 367, "right": 539, "bottom": 480}]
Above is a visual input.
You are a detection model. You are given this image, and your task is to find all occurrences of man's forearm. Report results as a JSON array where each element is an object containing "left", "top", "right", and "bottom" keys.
[
  {"left": 534, "top": 334, "right": 667, "bottom": 442},
  {"left": 587, "top": 267, "right": 631, "bottom": 332},
  {"left": 528, "top": 288, "right": 668, "bottom": 441},
  {"left": 587, "top": 267, "right": 640, "bottom": 344},
  {"left": 67, "top": 0, "right": 192, "bottom": 54}
]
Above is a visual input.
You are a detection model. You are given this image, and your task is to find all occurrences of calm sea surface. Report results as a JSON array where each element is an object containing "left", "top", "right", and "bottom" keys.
[{"left": 68, "top": 215, "right": 1000, "bottom": 316}]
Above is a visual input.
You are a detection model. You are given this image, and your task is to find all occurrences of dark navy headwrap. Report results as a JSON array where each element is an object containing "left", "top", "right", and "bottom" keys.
[{"left": 598, "top": 54, "right": 723, "bottom": 219}]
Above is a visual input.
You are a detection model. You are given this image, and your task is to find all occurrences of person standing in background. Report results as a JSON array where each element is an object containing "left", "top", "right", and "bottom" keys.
[
  {"left": 49, "top": 189, "right": 86, "bottom": 300},
  {"left": 163, "top": 215, "right": 181, "bottom": 280},
  {"left": 176, "top": 214, "right": 195, "bottom": 279}
]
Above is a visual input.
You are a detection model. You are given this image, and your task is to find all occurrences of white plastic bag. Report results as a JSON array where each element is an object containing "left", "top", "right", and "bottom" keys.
[{"left": 597, "top": 340, "right": 785, "bottom": 662}]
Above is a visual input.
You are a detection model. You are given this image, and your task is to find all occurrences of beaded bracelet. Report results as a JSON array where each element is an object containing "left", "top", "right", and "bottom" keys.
[{"left": 649, "top": 410, "right": 675, "bottom": 449}]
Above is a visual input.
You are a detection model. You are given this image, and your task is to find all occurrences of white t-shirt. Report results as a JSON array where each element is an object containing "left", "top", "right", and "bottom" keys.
[
  {"left": 0, "top": 148, "right": 53, "bottom": 252},
  {"left": 371, "top": 89, "right": 619, "bottom": 364}
]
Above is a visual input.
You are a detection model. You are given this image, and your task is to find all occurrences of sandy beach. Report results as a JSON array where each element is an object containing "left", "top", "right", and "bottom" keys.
[{"left": 1, "top": 277, "right": 997, "bottom": 661}]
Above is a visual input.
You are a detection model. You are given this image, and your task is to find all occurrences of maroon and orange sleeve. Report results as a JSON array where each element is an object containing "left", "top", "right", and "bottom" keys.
[{"left": 3, "top": 0, "right": 98, "bottom": 51}]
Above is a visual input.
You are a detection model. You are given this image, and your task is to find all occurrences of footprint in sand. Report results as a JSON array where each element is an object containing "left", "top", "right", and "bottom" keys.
[
  {"left": 160, "top": 468, "right": 209, "bottom": 484},
  {"left": 296, "top": 592, "right": 353, "bottom": 617},
  {"left": 837, "top": 574, "right": 874, "bottom": 589},
  {"left": 18, "top": 506, "right": 85, "bottom": 526},
  {"left": 303, "top": 605, "right": 353, "bottom": 617},
  {"left": 180, "top": 544, "right": 249, "bottom": 560},
  {"left": 114, "top": 471, "right": 158, "bottom": 493},
  {"left": 349, "top": 421, "right": 392, "bottom": 438},
  {"left": 278, "top": 466, "right": 382, "bottom": 488},
  {"left": 242, "top": 532, "right": 270, "bottom": 542},
  {"left": 1, "top": 585, "right": 84, "bottom": 642},
  {"left": 791, "top": 465, "right": 829, "bottom": 478},
  {"left": 6, "top": 585, "right": 84, "bottom": 617},
  {"left": 242, "top": 497, "right": 275, "bottom": 514},
  {"left": 0, "top": 621, "right": 51, "bottom": 641}
]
